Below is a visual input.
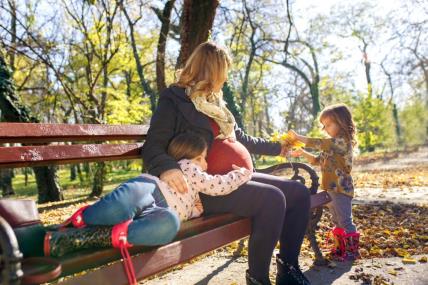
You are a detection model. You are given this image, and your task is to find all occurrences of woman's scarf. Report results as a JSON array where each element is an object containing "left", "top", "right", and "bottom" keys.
[{"left": 187, "top": 87, "right": 236, "bottom": 140}]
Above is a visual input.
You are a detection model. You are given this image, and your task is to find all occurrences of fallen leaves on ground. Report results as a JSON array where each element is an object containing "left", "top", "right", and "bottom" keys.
[
  {"left": 298, "top": 202, "right": 428, "bottom": 261},
  {"left": 354, "top": 146, "right": 420, "bottom": 166},
  {"left": 349, "top": 267, "right": 393, "bottom": 284},
  {"left": 353, "top": 166, "right": 428, "bottom": 188}
]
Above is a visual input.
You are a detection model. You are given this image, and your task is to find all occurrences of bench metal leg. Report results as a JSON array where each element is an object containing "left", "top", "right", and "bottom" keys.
[
  {"left": 0, "top": 216, "right": 23, "bottom": 285},
  {"left": 306, "top": 207, "right": 328, "bottom": 265}
]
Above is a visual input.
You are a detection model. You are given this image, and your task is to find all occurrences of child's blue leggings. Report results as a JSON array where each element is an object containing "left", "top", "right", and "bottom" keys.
[{"left": 82, "top": 175, "right": 180, "bottom": 246}]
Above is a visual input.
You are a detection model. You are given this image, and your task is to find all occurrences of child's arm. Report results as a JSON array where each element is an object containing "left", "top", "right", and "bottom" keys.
[
  {"left": 181, "top": 161, "right": 252, "bottom": 196},
  {"left": 288, "top": 130, "right": 332, "bottom": 151},
  {"left": 291, "top": 149, "right": 320, "bottom": 165}
]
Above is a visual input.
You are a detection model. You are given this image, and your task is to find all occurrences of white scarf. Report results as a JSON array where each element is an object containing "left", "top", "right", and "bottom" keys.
[{"left": 187, "top": 88, "right": 236, "bottom": 139}]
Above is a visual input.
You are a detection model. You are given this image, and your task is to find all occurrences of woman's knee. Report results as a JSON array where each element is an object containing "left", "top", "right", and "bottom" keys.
[
  {"left": 260, "top": 187, "right": 286, "bottom": 216},
  {"left": 286, "top": 180, "right": 310, "bottom": 201}
]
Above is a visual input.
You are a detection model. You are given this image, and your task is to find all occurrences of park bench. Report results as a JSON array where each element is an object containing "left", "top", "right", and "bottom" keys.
[{"left": 0, "top": 122, "right": 330, "bottom": 285}]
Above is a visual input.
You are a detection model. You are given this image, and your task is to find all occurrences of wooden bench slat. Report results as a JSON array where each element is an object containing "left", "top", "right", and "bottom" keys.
[
  {"left": 0, "top": 123, "right": 148, "bottom": 143},
  {"left": 59, "top": 218, "right": 251, "bottom": 285},
  {"left": 57, "top": 214, "right": 246, "bottom": 277},
  {"left": 0, "top": 144, "right": 143, "bottom": 168}
]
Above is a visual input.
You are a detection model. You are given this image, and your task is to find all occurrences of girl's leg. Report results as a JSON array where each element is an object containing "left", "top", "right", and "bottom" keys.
[
  {"left": 200, "top": 180, "right": 286, "bottom": 283},
  {"left": 250, "top": 173, "right": 310, "bottom": 267},
  {"left": 327, "top": 200, "right": 340, "bottom": 227},
  {"left": 328, "top": 192, "right": 356, "bottom": 233},
  {"left": 83, "top": 176, "right": 159, "bottom": 226},
  {"left": 128, "top": 206, "right": 180, "bottom": 246}
]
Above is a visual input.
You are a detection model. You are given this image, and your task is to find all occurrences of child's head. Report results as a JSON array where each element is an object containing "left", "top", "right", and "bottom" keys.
[
  {"left": 319, "top": 104, "right": 356, "bottom": 144},
  {"left": 168, "top": 132, "right": 208, "bottom": 171}
]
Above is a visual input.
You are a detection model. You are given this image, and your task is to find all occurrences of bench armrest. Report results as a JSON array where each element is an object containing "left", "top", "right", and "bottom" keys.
[
  {"left": 0, "top": 216, "right": 23, "bottom": 285},
  {"left": 256, "top": 162, "right": 320, "bottom": 194}
]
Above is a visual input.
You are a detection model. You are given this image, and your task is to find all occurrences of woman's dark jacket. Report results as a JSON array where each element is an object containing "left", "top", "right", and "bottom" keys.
[{"left": 141, "top": 86, "right": 282, "bottom": 177}]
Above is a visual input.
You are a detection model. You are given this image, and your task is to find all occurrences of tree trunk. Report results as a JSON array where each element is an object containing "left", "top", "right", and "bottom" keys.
[
  {"left": 121, "top": 4, "right": 157, "bottom": 112},
  {"left": 0, "top": 52, "right": 63, "bottom": 202},
  {"left": 363, "top": 48, "right": 373, "bottom": 98},
  {"left": 90, "top": 162, "right": 106, "bottom": 198},
  {"left": 310, "top": 83, "right": 321, "bottom": 118},
  {"left": 392, "top": 103, "right": 402, "bottom": 145},
  {"left": 156, "top": 0, "right": 176, "bottom": 93},
  {"left": 8, "top": 0, "right": 17, "bottom": 72},
  {"left": 70, "top": 165, "right": 77, "bottom": 181},
  {"left": 0, "top": 168, "right": 14, "bottom": 196},
  {"left": 24, "top": 167, "right": 30, "bottom": 186},
  {"left": 34, "top": 166, "right": 63, "bottom": 203},
  {"left": 176, "top": 0, "right": 219, "bottom": 68},
  {"left": 263, "top": 93, "right": 272, "bottom": 135}
]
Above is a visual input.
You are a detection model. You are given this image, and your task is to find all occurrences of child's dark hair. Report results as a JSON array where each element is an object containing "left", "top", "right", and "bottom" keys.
[
  {"left": 320, "top": 104, "right": 357, "bottom": 146},
  {"left": 168, "top": 132, "right": 208, "bottom": 161}
]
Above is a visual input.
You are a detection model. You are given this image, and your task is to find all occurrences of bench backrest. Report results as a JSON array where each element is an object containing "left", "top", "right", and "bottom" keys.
[{"left": 0, "top": 123, "right": 149, "bottom": 168}]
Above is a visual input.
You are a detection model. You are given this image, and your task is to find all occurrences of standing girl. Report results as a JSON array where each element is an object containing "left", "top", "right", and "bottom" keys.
[{"left": 289, "top": 104, "right": 359, "bottom": 260}]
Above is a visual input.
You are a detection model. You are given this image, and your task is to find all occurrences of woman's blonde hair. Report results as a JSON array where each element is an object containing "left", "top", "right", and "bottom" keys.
[
  {"left": 168, "top": 132, "right": 208, "bottom": 161},
  {"left": 319, "top": 104, "right": 357, "bottom": 146},
  {"left": 175, "top": 42, "right": 231, "bottom": 99}
]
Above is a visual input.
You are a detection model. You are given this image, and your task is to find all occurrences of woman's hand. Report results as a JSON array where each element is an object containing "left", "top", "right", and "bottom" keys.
[
  {"left": 160, "top": 169, "right": 189, "bottom": 193},
  {"left": 279, "top": 143, "right": 290, "bottom": 157}
]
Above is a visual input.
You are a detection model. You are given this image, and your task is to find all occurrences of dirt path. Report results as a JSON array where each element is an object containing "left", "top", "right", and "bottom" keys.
[
  {"left": 141, "top": 148, "right": 428, "bottom": 285},
  {"left": 142, "top": 254, "right": 428, "bottom": 285},
  {"left": 354, "top": 146, "right": 428, "bottom": 171}
]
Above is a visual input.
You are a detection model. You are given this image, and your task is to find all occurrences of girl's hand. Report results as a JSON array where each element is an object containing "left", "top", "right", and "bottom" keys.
[
  {"left": 287, "top": 130, "right": 298, "bottom": 141},
  {"left": 231, "top": 164, "right": 241, "bottom": 170},
  {"left": 290, "top": 149, "right": 303, "bottom": 157},
  {"left": 231, "top": 164, "right": 252, "bottom": 177},
  {"left": 160, "top": 169, "right": 189, "bottom": 193}
]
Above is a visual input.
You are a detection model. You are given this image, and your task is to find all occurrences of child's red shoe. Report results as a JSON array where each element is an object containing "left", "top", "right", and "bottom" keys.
[
  {"left": 326, "top": 227, "right": 347, "bottom": 261},
  {"left": 344, "top": 231, "right": 360, "bottom": 260}
]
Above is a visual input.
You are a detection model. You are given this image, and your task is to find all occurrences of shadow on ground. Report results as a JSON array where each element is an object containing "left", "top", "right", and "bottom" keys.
[{"left": 304, "top": 261, "right": 353, "bottom": 285}]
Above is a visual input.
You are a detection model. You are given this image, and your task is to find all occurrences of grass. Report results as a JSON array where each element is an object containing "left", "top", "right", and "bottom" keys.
[{"left": 12, "top": 166, "right": 141, "bottom": 201}]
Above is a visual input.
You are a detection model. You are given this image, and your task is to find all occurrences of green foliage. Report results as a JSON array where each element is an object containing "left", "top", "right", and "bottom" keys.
[
  {"left": 353, "top": 93, "right": 397, "bottom": 151},
  {"left": 399, "top": 96, "right": 428, "bottom": 146},
  {"left": 106, "top": 91, "right": 151, "bottom": 124}
]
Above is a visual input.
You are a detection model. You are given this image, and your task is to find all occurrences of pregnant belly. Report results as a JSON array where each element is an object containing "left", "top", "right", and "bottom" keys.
[{"left": 206, "top": 138, "right": 253, "bottom": 175}]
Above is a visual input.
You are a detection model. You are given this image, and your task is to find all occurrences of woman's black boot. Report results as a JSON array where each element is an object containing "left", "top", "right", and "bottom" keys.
[
  {"left": 246, "top": 270, "right": 271, "bottom": 285},
  {"left": 276, "top": 255, "right": 311, "bottom": 285}
]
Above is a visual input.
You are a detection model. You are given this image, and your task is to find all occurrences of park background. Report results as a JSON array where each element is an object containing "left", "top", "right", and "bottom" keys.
[{"left": 0, "top": 0, "right": 427, "bottom": 284}]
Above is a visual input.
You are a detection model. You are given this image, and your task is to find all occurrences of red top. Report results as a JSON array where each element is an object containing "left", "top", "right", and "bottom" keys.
[{"left": 206, "top": 119, "right": 253, "bottom": 175}]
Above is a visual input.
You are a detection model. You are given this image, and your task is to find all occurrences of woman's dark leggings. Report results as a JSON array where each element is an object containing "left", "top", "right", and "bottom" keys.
[{"left": 200, "top": 172, "right": 310, "bottom": 283}]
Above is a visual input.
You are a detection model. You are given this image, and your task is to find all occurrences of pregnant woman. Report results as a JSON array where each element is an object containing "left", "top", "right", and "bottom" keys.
[{"left": 142, "top": 42, "right": 311, "bottom": 285}]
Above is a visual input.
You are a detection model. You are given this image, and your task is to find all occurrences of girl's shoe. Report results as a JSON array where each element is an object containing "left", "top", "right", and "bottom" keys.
[
  {"left": 344, "top": 231, "right": 360, "bottom": 260},
  {"left": 326, "top": 227, "right": 347, "bottom": 261}
]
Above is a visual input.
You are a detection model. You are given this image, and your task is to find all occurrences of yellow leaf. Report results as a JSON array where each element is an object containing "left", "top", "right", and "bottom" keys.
[
  {"left": 418, "top": 256, "right": 427, "bottom": 263},
  {"left": 394, "top": 248, "right": 410, "bottom": 257},
  {"left": 402, "top": 257, "right": 416, "bottom": 264},
  {"left": 388, "top": 269, "right": 397, "bottom": 276}
]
